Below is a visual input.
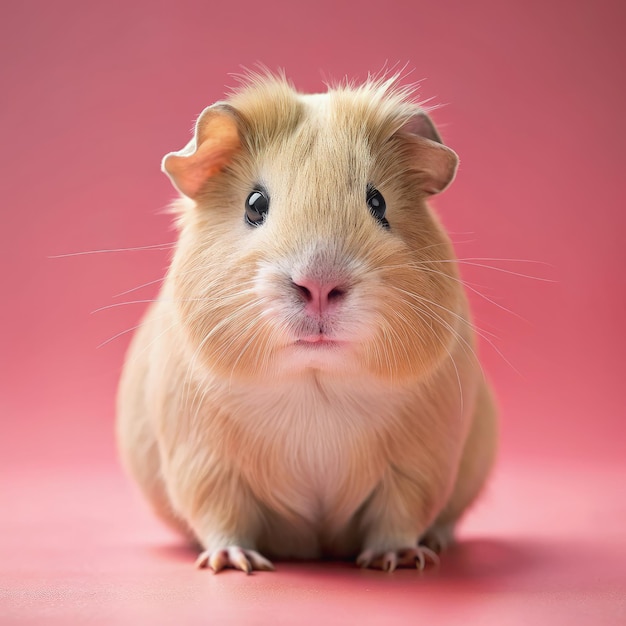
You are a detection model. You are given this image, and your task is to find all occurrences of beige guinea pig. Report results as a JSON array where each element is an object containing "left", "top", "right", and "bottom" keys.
[{"left": 116, "top": 73, "right": 497, "bottom": 574}]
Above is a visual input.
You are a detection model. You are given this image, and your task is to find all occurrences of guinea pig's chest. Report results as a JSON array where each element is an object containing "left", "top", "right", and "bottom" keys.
[{"left": 228, "top": 377, "right": 400, "bottom": 526}]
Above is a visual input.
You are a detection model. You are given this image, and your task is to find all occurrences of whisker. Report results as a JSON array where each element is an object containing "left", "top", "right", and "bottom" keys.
[
  {"left": 417, "top": 259, "right": 555, "bottom": 282},
  {"left": 382, "top": 262, "right": 492, "bottom": 292},
  {"left": 96, "top": 311, "right": 172, "bottom": 349},
  {"left": 92, "top": 295, "right": 249, "bottom": 314},
  {"left": 227, "top": 313, "right": 274, "bottom": 385},
  {"left": 455, "top": 257, "right": 554, "bottom": 265},
  {"left": 97, "top": 323, "right": 145, "bottom": 349},
  {"left": 405, "top": 290, "right": 520, "bottom": 376},
  {"left": 187, "top": 303, "right": 266, "bottom": 419},
  {"left": 113, "top": 277, "right": 166, "bottom": 298},
  {"left": 404, "top": 295, "right": 478, "bottom": 362},
  {"left": 49, "top": 242, "right": 176, "bottom": 258},
  {"left": 182, "top": 297, "right": 264, "bottom": 417},
  {"left": 122, "top": 317, "right": 182, "bottom": 370},
  {"left": 387, "top": 282, "right": 486, "bottom": 365},
  {"left": 455, "top": 261, "right": 555, "bottom": 283},
  {"left": 403, "top": 262, "right": 528, "bottom": 323},
  {"left": 386, "top": 299, "right": 464, "bottom": 412},
  {"left": 384, "top": 308, "right": 424, "bottom": 378},
  {"left": 92, "top": 299, "right": 161, "bottom": 313},
  {"left": 110, "top": 265, "right": 223, "bottom": 299}
]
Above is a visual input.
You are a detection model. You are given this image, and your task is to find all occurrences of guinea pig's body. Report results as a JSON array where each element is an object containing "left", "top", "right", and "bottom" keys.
[{"left": 117, "top": 75, "right": 497, "bottom": 573}]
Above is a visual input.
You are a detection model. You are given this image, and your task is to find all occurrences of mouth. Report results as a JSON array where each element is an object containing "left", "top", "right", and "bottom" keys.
[{"left": 295, "top": 334, "right": 344, "bottom": 348}]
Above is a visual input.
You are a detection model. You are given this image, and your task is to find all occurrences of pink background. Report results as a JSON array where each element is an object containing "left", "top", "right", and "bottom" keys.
[{"left": 1, "top": 1, "right": 624, "bottom": 624}]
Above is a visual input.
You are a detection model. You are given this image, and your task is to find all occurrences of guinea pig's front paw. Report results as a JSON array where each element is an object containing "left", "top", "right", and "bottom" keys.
[
  {"left": 195, "top": 546, "right": 275, "bottom": 574},
  {"left": 356, "top": 545, "right": 439, "bottom": 573}
]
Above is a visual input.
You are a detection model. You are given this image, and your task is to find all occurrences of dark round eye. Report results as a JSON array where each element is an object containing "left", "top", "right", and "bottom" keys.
[
  {"left": 366, "top": 186, "right": 389, "bottom": 228},
  {"left": 245, "top": 189, "right": 269, "bottom": 226}
]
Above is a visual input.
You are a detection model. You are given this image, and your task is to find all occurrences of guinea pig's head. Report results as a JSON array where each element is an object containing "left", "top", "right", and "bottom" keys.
[{"left": 163, "top": 74, "right": 462, "bottom": 384}]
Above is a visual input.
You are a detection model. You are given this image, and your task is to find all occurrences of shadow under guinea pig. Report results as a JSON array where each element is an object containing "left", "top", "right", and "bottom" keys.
[
  {"left": 149, "top": 534, "right": 621, "bottom": 597},
  {"left": 148, "top": 536, "right": 534, "bottom": 581},
  {"left": 431, "top": 536, "right": 621, "bottom": 595}
]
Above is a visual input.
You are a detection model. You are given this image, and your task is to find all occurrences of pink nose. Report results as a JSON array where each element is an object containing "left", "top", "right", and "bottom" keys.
[{"left": 292, "top": 278, "right": 346, "bottom": 315}]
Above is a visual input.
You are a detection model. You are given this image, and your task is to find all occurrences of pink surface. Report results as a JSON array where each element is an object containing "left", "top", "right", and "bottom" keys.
[
  {"left": 2, "top": 464, "right": 625, "bottom": 625},
  {"left": 1, "top": 0, "right": 625, "bottom": 624}
]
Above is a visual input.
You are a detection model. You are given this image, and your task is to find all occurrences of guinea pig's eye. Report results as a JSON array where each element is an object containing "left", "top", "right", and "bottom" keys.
[
  {"left": 366, "top": 186, "right": 389, "bottom": 228},
  {"left": 245, "top": 189, "right": 269, "bottom": 226}
]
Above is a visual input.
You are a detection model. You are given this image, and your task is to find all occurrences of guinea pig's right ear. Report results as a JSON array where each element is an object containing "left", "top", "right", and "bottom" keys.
[
  {"left": 161, "top": 105, "right": 241, "bottom": 198},
  {"left": 400, "top": 111, "right": 459, "bottom": 195}
]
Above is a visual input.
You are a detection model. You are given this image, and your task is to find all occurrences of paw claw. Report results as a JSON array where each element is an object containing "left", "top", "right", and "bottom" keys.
[
  {"left": 356, "top": 549, "right": 374, "bottom": 569},
  {"left": 415, "top": 550, "right": 425, "bottom": 571},
  {"left": 194, "top": 553, "right": 207, "bottom": 569},
  {"left": 383, "top": 552, "right": 398, "bottom": 573},
  {"left": 357, "top": 544, "right": 439, "bottom": 572},
  {"left": 196, "top": 547, "right": 274, "bottom": 574},
  {"left": 420, "top": 546, "right": 440, "bottom": 568},
  {"left": 228, "top": 548, "right": 252, "bottom": 574},
  {"left": 247, "top": 552, "right": 275, "bottom": 571}
]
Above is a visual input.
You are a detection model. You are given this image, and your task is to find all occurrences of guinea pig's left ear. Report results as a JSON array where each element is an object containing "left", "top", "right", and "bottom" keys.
[
  {"left": 400, "top": 111, "right": 459, "bottom": 194},
  {"left": 161, "top": 105, "right": 241, "bottom": 198}
]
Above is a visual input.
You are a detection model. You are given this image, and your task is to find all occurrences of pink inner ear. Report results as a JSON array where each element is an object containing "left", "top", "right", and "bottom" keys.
[
  {"left": 409, "top": 137, "right": 459, "bottom": 195},
  {"left": 402, "top": 111, "right": 443, "bottom": 144},
  {"left": 399, "top": 112, "right": 458, "bottom": 194},
  {"left": 162, "top": 112, "right": 240, "bottom": 198}
]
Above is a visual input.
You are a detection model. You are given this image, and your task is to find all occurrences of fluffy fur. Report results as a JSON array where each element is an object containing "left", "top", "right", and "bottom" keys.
[{"left": 116, "top": 73, "right": 498, "bottom": 573}]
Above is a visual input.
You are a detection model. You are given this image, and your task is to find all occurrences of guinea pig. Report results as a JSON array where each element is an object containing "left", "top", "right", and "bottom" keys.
[{"left": 116, "top": 72, "right": 498, "bottom": 574}]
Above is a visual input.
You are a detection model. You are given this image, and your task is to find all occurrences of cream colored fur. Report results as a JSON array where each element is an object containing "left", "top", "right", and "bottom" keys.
[{"left": 117, "top": 74, "right": 497, "bottom": 572}]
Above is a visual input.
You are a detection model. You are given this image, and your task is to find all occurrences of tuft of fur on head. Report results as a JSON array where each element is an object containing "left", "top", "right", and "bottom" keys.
[{"left": 226, "top": 69, "right": 438, "bottom": 152}]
